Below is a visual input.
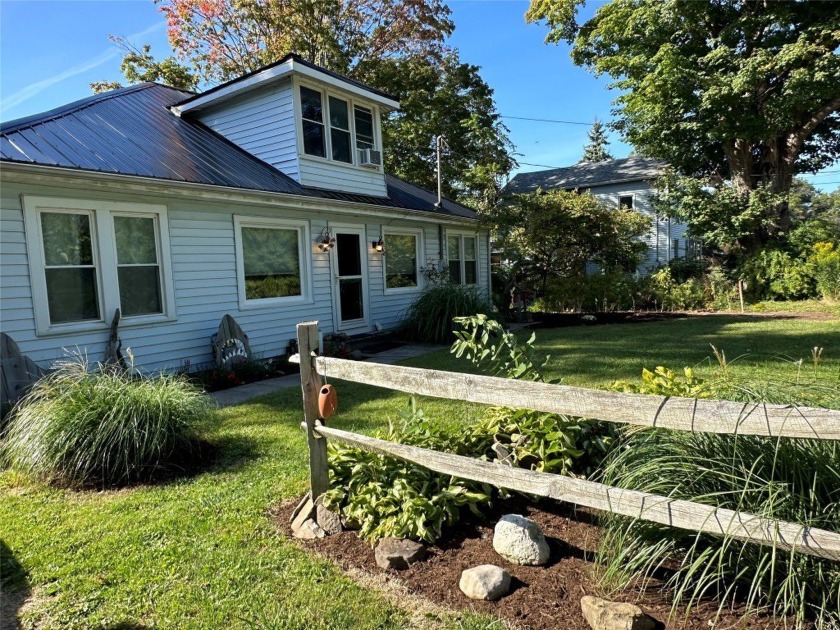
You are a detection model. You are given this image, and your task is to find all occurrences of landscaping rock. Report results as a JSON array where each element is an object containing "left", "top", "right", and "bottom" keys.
[
  {"left": 314, "top": 495, "right": 343, "bottom": 535},
  {"left": 492, "top": 514, "right": 550, "bottom": 566},
  {"left": 459, "top": 564, "right": 511, "bottom": 601},
  {"left": 292, "top": 518, "right": 325, "bottom": 540},
  {"left": 580, "top": 596, "right": 656, "bottom": 630},
  {"left": 374, "top": 537, "right": 426, "bottom": 570}
]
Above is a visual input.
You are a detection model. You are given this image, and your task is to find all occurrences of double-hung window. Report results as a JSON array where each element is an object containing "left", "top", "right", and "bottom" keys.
[
  {"left": 234, "top": 216, "right": 311, "bottom": 308},
  {"left": 618, "top": 195, "right": 634, "bottom": 210},
  {"left": 447, "top": 233, "right": 478, "bottom": 285},
  {"left": 298, "top": 84, "right": 379, "bottom": 167},
  {"left": 383, "top": 228, "right": 422, "bottom": 292},
  {"left": 24, "top": 197, "right": 174, "bottom": 335}
]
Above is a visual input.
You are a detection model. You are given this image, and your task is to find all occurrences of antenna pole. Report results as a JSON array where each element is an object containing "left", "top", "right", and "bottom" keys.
[{"left": 435, "top": 135, "right": 444, "bottom": 207}]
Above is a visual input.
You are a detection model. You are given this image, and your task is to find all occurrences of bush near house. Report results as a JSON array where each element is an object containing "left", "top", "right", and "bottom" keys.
[
  {"left": 1, "top": 359, "right": 213, "bottom": 487},
  {"left": 399, "top": 282, "right": 493, "bottom": 343}
]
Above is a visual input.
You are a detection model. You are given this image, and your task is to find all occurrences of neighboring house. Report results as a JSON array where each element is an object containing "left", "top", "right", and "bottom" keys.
[
  {"left": 0, "top": 54, "right": 489, "bottom": 372},
  {"left": 504, "top": 156, "right": 692, "bottom": 274}
]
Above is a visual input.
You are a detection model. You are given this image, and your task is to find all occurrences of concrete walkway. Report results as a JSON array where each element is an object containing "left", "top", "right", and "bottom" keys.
[{"left": 210, "top": 343, "right": 446, "bottom": 408}]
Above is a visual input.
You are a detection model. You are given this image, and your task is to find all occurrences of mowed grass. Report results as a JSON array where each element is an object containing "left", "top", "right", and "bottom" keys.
[{"left": 2, "top": 312, "right": 838, "bottom": 629}]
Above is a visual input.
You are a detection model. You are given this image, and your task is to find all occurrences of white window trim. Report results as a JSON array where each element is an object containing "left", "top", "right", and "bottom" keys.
[
  {"left": 233, "top": 215, "right": 313, "bottom": 310},
  {"left": 23, "top": 196, "right": 175, "bottom": 337},
  {"left": 446, "top": 230, "right": 479, "bottom": 286},
  {"left": 293, "top": 77, "right": 383, "bottom": 170},
  {"left": 618, "top": 193, "right": 635, "bottom": 210},
  {"left": 382, "top": 226, "right": 424, "bottom": 295}
]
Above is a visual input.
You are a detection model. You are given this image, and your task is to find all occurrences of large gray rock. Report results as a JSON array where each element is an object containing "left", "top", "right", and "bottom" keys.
[
  {"left": 492, "top": 514, "right": 550, "bottom": 566},
  {"left": 580, "top": 596, "right": 656, "bottom": 630},
  {"left": 314, "top": 495, "right": 343, "bottom": 535},
  {"left": 292, "top": 518, "right": 325, "bottom": 540},
  {"left": 459, "top": 564, "right": 511, "bottom": 601},
  {"left": 374, "top": 537, "right": 427, "bottom": 570}
]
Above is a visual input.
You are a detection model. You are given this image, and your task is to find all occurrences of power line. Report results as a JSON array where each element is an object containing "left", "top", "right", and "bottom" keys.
[{"left": 501, "top": 115, "right": 592, "bottom": 126}]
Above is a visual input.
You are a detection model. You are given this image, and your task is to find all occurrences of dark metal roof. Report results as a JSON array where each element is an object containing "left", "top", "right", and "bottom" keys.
[
  {"left": 174, "top": 53, "right": 399, "bottom": 109},
  {"left": 0, "top": 83, "right": 475, "bottom": 220},
  {"left": 504, "top": 156, "right": 666, "bottom": 195}
]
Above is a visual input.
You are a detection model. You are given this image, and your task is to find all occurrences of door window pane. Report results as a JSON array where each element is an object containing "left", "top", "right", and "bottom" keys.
[
  {"left": 114, "top": 216, "right": 163, "bottom": 316},
  {"left": 463, "top": 237, "right": 477, "bottom": 285},
  {"left": 241, "top": 226, "right": 302, "bottom": 300},
  {"left": 40, "top": 211, "right": 100, "bottom": 324},
  {"left": 339, "top": 278, "right": 364, "bottom": 321},
  {"left": 336, "top": 233, "right": 361, "bottom": 276},
  {"left": 354, "top": 106, "right": 374, "bottom": 150},
  {"left": 384, "top": 233, "right": 418, "bottom": 289}
]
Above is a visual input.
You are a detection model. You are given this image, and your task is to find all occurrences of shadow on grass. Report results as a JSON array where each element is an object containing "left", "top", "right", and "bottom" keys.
[{"left": 0, "top": 539, "right": 29, "bottom": 630}]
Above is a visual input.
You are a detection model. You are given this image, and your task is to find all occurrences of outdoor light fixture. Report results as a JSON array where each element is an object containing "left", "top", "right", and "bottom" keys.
[
  {"left": 317, "top": 226, "right": 335, "bottom": 252},
  {"left": 372, "top": 238, "right": 384, "bottom": 254}
]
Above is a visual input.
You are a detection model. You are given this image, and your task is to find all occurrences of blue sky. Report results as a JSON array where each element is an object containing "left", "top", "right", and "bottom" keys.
[{"left": 1, "top": 0, "right": 837, "bottom": 189}]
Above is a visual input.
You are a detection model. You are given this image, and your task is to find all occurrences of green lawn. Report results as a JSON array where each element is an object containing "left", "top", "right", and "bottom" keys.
[{"left": 2, "top": 313, "right": 838, "bottom": 629}]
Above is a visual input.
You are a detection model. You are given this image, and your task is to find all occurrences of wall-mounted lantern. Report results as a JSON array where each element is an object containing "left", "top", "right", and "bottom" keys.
[
  {"left": 317, "top": 226, "right": 335, "bottom": 252},
  {"left": 371, "top": 237, "right": 384, "bottom": 254}
]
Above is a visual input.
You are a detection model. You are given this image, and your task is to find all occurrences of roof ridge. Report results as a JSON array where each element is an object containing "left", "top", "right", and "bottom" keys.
[{"left": 1, "top": 83, "right": 183, "bottom": 135}]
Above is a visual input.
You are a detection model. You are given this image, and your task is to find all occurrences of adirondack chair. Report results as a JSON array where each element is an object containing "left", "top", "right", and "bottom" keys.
[
  {"left": 211, "top": 315, "right": 253, "bottom": 369},
  {"left": 1, "top": 333, "right": 47, "bottom": 416}
]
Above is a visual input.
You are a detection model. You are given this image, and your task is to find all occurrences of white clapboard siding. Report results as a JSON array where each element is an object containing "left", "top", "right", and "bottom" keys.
[
  {"left": 197, "top": 80, "right": 301, "bottom": 181},
  {"left": 298, "top": 156, "right": 388, "bottom": 196}
]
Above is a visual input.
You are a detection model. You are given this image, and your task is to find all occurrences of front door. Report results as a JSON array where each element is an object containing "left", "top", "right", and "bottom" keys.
[{"left": 332, "top": 227, "right": 369, "bottom": 332}]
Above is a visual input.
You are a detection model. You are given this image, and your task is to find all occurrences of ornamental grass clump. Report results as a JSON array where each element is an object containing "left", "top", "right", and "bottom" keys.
[
  {"left": 400, "top": 283, "right": 493, "bottom": 344},
  {"left": 602, "top": 357, "right": 840, "bottom": 626},
  {"left": 1, "top": 358, "right": 214, "bottom": 487}
]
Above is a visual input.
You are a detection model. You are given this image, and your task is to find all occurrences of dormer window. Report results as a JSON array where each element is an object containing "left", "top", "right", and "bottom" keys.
[{"left": 298, "top": 83, "right": 381, "bottom": 168}]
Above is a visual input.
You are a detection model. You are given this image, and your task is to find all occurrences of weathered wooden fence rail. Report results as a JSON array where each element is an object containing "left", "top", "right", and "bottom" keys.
[{"left": 292, "top": 321, "right": 840, "bottom": 561}]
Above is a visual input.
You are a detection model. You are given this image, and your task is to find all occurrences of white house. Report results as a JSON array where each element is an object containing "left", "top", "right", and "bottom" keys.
[
  {"left": 0, "top": 54, "right": 490, "bottom": 372},
  {"left": 505, "top": 156, "right": 693, "bottom": 273}
]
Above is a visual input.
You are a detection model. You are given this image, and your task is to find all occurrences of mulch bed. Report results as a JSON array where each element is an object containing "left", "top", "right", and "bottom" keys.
[{"left": 274, "top": 496, "right": 788, "bottom": 630}]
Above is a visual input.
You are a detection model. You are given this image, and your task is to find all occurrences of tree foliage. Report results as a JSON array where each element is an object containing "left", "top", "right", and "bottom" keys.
[
  {"left": 90, "top": 37, "right": 199, "bottom": 93},
  {"left": 494, "top": 189, "right": 650, "bottom": 294},
  {"left": 581, "top": 119, "right": 612, "bottom": 163},
  {"left": 526, "top": 0, "right": 840, "bottom": 249},
  {"left": 368, "top": 53, "right": 515, "bottom": 208},
  {"left": 159, "top": 0, "right": 454, "bottom": 82}
]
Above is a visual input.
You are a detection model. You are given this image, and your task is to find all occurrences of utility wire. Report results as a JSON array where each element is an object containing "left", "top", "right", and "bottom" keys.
[{"left": 501, "top": 115, "right": 592, "bottom": 126}]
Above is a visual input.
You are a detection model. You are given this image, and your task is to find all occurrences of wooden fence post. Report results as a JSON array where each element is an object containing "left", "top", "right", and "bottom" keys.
[{"left": 297, "top": 321, "right": 329, "bottom": 500}]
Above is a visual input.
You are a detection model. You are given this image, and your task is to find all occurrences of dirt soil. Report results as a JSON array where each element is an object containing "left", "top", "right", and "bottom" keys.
[{"left": 275, "top": 496, "right": 790, "bottom": 630}]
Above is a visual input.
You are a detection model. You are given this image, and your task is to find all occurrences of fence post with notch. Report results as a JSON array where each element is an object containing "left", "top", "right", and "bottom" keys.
[{"left": 297, "top": 321, "right": 329, "bottom": 500}]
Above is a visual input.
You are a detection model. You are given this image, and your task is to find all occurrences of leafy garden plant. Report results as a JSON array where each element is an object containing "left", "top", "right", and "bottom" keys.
[
  {"left": 323, "top": 399, "right": 493, "bottom": 543},
  {"left": 399, "top": 283, "right": 493, "bottom": 344},
  {"left": 1, "top": 357, "right": 213, "bottom": 487}
]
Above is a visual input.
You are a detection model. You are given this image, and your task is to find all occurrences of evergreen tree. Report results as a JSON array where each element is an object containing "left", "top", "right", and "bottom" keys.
[{"left": 581, "top": 120, "right": 612, "bottom": 163}]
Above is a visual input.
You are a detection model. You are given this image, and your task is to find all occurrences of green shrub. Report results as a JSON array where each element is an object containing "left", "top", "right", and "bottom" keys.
[
  {"left": 811, "top": 241, "right": 840, "bottom": 300},
  {"left": 323, "top": 399, "right": 493, "bottom": 543},
  {"left": 536, "top": 271, "right": 642, "bottom": 312},
  {"left": 1, "top": 359, "right": 213, "bottom": 487},
  {"left": 741, "top": 248, "right": 816, "bottom": 300},
  {"left": 601, "top": 359, "right": 840, "bottom": 625},
  {"left": 399, "top": 284, "right": 493, "bottom": 343},
  {"left": 642, "top": 267, "right": 707, "bottom": 310}
]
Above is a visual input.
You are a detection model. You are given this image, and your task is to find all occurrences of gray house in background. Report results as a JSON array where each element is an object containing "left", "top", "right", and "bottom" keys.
[{"left": 504, "top": 156, "right": 692, "bottom": 274}]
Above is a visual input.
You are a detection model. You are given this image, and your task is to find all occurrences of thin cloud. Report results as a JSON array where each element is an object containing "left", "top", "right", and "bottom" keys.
[{"left": 1, "top": 21, "right": 165, "bottom": 113}]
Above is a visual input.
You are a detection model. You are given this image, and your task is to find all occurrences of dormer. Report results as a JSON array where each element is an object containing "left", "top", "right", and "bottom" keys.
[{"left": 172, "top": 54, "right": 399, "bottom": 196}]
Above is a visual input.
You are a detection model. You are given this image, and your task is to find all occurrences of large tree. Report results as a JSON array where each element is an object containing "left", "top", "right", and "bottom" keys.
[
  {"left": 96, "top": 0, "right": 513, "bottom": 208},
  {"left": 526, "top": 0, "right": 840, "bottom": 252}
]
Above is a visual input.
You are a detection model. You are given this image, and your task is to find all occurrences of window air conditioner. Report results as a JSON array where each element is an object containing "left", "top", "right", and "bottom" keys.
[{"left": 357, "top": 148, "right": 382, "bottom": 168}]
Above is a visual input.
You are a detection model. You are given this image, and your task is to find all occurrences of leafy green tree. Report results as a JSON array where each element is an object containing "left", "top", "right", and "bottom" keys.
[
  {"left": 366, "top": 53, "right": 516, "bottom": 209},
  {"left": 580, "top": 119, "right": 612, "bottom": 163},
  {"left": 494, "top": 189, "right": 650, "bottom": 295},
  {"left": 526, "top": 0, "right": 840, "bottom": 252},
  {"left": 91, "top": 37, "right": 198, "bottom": 93}
]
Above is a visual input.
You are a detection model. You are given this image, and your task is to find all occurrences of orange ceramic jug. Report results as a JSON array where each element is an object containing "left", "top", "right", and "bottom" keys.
[{"left": 318, "top": 384, "right": 338, "bottom": 419}]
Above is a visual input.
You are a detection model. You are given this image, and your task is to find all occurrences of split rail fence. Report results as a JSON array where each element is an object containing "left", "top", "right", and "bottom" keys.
[{"left": 291, "top": 321, "right": 840, "bottom": 561}]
